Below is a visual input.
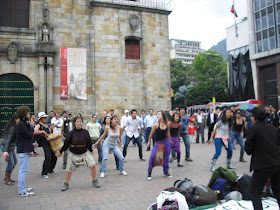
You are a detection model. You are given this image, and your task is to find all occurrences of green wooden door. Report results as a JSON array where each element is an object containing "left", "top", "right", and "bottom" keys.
[{"left": 0, "top": 74, "right": 34, "bottom": 137}]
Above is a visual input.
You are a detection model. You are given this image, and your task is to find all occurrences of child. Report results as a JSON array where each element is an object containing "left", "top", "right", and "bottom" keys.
[{"left": 188, "top": 121, "right": 198, "bottom": 144}]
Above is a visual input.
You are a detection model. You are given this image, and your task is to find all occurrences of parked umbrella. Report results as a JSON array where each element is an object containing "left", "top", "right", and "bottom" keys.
[{"left": 237, "top": 103, "right": 260, "bottom": 111}]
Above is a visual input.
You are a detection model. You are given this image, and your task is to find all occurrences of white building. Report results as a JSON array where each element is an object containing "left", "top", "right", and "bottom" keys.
[{"left": 170, "top": 39, "right": 205, "bottom": 65}]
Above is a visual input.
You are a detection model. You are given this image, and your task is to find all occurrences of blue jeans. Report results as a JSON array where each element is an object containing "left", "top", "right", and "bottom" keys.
[
  {"left": 172, "top": 133, "right": 190, "bottom": 159},
  {"left": 213, "top": 138, "right": 232, "bottom": 160},
  {"left": 101, "top": 141, "right": 124, "bottom": 173},
  {"left": 121, "top": 130, "right": 127, "bottom": 146},
  {"left": 18, "top": 153, "right": 30, "bottom": 194},
  {"left": 229, "top": 130, "right": 244, "bottom": 153},
  {"left": 1, "top": 145, "right": 17, "bottom": 172}
]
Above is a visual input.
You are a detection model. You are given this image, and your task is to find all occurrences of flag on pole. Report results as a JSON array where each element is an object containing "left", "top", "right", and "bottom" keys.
[{"left": 231, "top": 1, "right": 238, "bottom": 17}]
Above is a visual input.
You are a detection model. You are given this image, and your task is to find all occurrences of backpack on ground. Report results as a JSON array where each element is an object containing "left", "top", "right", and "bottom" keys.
[
  {"left": 193, "top": 185, "right": 217, "bottom": 206},
  {"left": 210, "top": 178, "right": 233, "bottom": 200},
  {"left": 174, "top": 178, "right": 194, "bottom": 192},
  {"left": 237, "top": 174, "right": 252, "bottom": 200},
  {"left": 165, "top": 187, "right": 196, "bottom": 209}
]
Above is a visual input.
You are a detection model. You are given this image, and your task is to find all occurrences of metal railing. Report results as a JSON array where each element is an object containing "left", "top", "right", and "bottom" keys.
[{"left": 91, "top": 0, "right": 172, "bottom": 11}]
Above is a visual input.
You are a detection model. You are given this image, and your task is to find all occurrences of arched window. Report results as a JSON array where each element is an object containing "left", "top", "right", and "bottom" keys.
[
  {"left": 125, "top": 39, "right": 140, "bottom": 59},
  {"left": 0, "top": 0, "right": 30, "bottom": 28}
]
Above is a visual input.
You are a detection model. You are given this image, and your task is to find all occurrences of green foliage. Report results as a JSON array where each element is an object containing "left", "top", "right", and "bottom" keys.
[{"left": 170, "top": 59, "right": 189, "bottom": 93}]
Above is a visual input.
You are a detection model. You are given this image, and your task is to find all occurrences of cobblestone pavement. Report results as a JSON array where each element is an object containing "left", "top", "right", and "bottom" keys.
[{"left": 0, "top": 134, "right": 251, "bottom": 210}]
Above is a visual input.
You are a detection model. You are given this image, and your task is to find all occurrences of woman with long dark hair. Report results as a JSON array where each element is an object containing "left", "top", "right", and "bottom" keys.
[
  {"left": 1, "top": 114, "right": 20, "bottom": 185},
  {"left": 94, "top": 115, "right": 127, "bottom": 178},
  {"left": 147, "top": 110, "right": 173, "bottom": 180},
  {"left": 208, "top": 109, "right": 234, "bottom": 172},
  {"left": 270, "top": 105, "right": 279, "bottom": 129},
  {"left": 245, "top": 107, "right": 280, "bottom": 210},
  {"left": 168, "top": 112, "right": 183, "bottom": 167},
  {"left": 229, "top": 109, "right": 246, "bottom": 162}
]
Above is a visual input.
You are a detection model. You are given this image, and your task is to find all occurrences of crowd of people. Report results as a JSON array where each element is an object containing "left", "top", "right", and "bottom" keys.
[{"left": 1, "top": 104, "right": 280, "bottom": 210}]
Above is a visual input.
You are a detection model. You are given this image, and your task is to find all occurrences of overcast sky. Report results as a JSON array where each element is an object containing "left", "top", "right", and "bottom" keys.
[{"left": 168, "top": 0, "right": 248, "bottom": 50}]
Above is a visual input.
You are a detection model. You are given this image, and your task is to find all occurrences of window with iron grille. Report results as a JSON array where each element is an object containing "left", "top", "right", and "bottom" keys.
[
  {"left": 125, "top": 39, "right": 140, "bottom": 59},
  {"left": 0, "top": 0, "right": 30, "bottom": 28}
]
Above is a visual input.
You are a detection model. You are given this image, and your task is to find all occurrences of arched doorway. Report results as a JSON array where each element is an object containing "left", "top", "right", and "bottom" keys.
[{"left": 0, "top": 73, "right": 34, "bottom": 137}]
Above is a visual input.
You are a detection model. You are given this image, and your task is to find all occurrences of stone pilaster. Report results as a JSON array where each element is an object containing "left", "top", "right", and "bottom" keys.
[
  {"left": 47, "top": 57, "right": 53, "bottom": 113},
  {"left": 38, "top": 56, "right": 46, "bottom": 112}
]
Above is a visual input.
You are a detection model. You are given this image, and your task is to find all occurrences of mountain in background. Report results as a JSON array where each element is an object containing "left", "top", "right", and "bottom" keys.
[{"left": 209, "top": 39, "right": 227, "bottom": 61}]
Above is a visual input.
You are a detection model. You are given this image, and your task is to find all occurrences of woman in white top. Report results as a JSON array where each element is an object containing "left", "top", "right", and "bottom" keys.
[{"left": 94, "top": 115, "right": 127, "bottom": 178}]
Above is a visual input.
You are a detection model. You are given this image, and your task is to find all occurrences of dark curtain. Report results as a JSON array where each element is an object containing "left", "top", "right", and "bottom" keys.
[{"left": 229, "top": 50, "right": 255, "bottom": 101}]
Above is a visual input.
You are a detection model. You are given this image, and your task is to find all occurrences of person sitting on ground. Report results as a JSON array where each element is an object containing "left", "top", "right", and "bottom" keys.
[{"left": 56, "top": 116, "right": 100, "bottom": 191}]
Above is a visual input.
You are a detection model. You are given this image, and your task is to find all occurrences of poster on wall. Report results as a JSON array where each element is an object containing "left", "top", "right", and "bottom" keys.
[{"left": 60, "top": 48, "right": 87, "bottom": 100}]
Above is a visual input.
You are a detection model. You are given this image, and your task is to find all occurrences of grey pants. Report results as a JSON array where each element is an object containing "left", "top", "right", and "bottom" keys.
[{"left": 196, "top": 123, "right": 205, "bottom": 143}]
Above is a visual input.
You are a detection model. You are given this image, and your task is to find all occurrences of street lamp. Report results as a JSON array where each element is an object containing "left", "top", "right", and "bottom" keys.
[{"left": 205, "top": 53, "right": 220, "bottom": 106}]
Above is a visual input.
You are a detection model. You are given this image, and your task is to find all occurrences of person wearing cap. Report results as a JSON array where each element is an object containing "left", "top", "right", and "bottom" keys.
[
  {"left": 121, "top": 110, "right": 130, "bottom": 147},
  {"left": 34, "top": 112, "right": 57, "bottom": 179},
  {"left": 61, "top": 111, "right": 74, "bottom": 169}
]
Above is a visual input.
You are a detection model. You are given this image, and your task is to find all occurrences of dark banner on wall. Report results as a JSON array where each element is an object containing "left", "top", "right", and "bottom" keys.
[{"left": 228, "top": 50, "right": 255, "bottom": 101}]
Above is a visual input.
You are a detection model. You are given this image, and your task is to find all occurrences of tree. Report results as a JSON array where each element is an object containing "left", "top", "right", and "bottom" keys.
[{"left": 185, "top": 50, "right": 229, "bottom": 105}]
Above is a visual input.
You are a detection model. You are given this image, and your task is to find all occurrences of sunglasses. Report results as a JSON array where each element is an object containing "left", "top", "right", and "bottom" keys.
[{"left": 237, "top": 112, "right": 241, "bottom": 114}]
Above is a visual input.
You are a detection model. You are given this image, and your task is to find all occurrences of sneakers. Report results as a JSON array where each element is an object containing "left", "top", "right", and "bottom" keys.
[
  {"left": 41, "top": 175, "right": 49, "bottom": 179},
  {"left": 169, "top": 156, "right": 177, "bottom": 162},
  {"left": 147, "top": 172, "right": 152, "bottom": 180},
  {"left": 164, "top": 173, "right": 173, "bottom": 178},
  {"left": 121, "top": 171, "right": 127, "bottom": 176},
  {"left": 92, "top": 179, "right": 101, "bottom": 188},
  {"left": 62, "top": 165, "right": 66, "bottom": 169},
  {"left": 185, "top": 158, "right": 193, "bottom": 162},
  {"left": 27, "top": 188, "right": 33, "bottom": 192},
  {"left": 100, "top": 173, "right": 105, "bottom": 178},
  {"left": 140, "top": 158, "right": 146, "bottom": 161},
  {"left": 177, "top": 164, "right": 184, "bottom": 167},
  {"left": 19, "top": 191, "right": 35, "bottom": 197},
  {"left": 61, "top": 182, "right": 69, "bottom": 191}
]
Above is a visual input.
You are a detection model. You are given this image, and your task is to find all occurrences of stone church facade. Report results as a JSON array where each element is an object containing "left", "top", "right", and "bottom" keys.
[{"left": 0, "top": 0, "right": 171, "bottom": 132}]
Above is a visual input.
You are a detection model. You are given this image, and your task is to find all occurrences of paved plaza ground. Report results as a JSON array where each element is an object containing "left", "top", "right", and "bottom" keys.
[{"left": 0, "top": 135, "right": 251, "bottom": 210}]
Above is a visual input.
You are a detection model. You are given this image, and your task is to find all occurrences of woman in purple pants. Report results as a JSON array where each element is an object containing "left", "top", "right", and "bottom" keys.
[
  {"left": 147, "top": 111, "right": 173, "bottom": 180},
  {"left": 169, "top": 113, "right": 183, "bottom": 167}
]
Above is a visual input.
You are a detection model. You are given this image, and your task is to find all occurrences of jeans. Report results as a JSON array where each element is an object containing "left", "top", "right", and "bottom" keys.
[
  {"left": 251, "top": 167, "right": 280, "bottom": 210},
  {"left": 213, "top": 138, "right": 232, "bottom": 159},
  {"left": 123, "top": 135, "right": 143, "bottom": 159},
  {"left": 229, "top": 130, "right": 244, "bottom": 153},
  {"left": 101, "top": 141, "right": 124, "bottom": 173},
  {"left": 172, "top": 133, "right": 190, "bottom": 159},
  {"left": 1, "top": 145, "right": 17, "bottom": 172},
  {"left": 18, "top": 153, "right": 30, "bottom": 194},
  {"left": 121, "top": 130, "right": 127, "bottom": 146}
]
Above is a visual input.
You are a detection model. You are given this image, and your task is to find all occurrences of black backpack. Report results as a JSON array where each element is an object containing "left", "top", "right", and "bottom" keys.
[
  {"left": 193, "top": 185, "right": 217, "bottom": 206},
  {"left": 238, "top": 174, "right": 252, "bottom": 200}
]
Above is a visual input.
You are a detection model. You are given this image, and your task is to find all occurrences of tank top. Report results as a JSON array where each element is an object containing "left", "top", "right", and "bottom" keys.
[
  {"left": 156, "top": 122, "right": 168, "bottom": 141},
  {"left": 105, "top": 125, "right": 120, "bottom": 146},
  {"left": 170, "top": 122, "right": 179, "bottom": 137},
  {"left": 232, "top": 117, "right": 244, "bottom": 133}
]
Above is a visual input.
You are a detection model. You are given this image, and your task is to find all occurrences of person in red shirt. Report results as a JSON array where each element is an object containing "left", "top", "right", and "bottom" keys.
[{"left": 188, "top": 121, "right": 198, "bottom": 144}]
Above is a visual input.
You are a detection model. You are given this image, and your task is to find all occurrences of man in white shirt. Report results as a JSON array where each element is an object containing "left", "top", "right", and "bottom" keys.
[
  {"left": 144, "top": 109, "right": 158, "bottom": 151},
  {"left": 123, "top": 110, "right": 145, "bottom": 161},
  {"left": 51, "top": 112, "right": 63, "bottom": 134},
  {"left": 121, "top": 110, "right": 130, "bottom": 147}
]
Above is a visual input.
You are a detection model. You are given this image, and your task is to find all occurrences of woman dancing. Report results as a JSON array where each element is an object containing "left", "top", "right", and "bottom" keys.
[
  {"left": 94, "top": 115, "right": 127, "bottom": 178},
  {"left": 1, "top": 114, "right": 20, "bottom": 185},
  {"left": 208, "top": 109, "right": 235, "bottom": 172},
  {"left": 168, "top": 113, "right": 183, "bottom": 167},
  {"left": 147, "top": 111, "right": 172, "bottom": 180}
]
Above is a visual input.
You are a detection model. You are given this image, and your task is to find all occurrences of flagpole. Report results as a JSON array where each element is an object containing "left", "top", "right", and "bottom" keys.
[{"left": 234, "top": 1, "right": 238, "bottom": 37}]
